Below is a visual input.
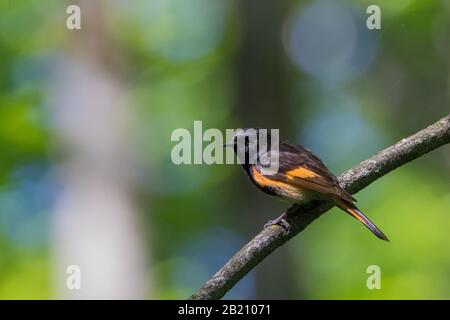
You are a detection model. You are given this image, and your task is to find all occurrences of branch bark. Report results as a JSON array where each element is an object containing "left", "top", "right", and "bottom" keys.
[{"left": 190, "top": 113, "right": 450, "bottom": 300}]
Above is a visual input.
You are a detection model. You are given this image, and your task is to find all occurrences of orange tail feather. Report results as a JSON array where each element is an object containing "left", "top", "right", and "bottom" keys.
[{"left": 334, "top": 198, "right": 389, "bottom": 242}]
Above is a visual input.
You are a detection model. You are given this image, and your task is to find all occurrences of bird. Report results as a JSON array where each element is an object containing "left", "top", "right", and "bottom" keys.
[{"left": 224, "top": 129, "right": 389, "bottom": 241}]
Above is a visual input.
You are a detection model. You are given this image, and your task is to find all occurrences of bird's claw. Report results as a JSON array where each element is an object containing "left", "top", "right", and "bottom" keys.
[{"left": 264, "top": 215, "right": 291, "bottom": 233}]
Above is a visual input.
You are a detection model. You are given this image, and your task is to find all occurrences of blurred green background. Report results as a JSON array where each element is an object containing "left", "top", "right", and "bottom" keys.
[{"left": 0, "top": 0, "right": 449, "bottom": 299}]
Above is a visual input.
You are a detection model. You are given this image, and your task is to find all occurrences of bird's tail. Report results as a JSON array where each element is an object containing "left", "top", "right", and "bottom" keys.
[{"left": 334, "top": 198, "right": 389, "bottom": 242}]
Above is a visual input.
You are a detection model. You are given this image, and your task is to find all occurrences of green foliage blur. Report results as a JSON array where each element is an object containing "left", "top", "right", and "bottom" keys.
[{"left": 0, "top": 0, "right": 448, "bottom": 299}]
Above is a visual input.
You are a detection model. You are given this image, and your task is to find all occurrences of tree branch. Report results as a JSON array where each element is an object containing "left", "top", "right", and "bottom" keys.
[{"left": 190, "top": 113, "right": 450, "bottom": 300}]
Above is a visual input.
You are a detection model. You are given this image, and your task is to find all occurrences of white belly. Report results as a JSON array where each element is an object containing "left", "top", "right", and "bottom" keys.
[{"left": 275, "top": 185, "right": 320, "bottom": 204}]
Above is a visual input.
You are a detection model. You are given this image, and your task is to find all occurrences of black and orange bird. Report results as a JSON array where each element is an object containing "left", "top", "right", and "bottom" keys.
[{"left": 225, "top": 129, "right": 389, "bottom": 241}]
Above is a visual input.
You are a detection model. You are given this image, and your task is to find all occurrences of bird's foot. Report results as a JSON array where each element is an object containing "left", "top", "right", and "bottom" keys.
[{"left": 264, "top": 212, "right": 291, "bottom": 233}]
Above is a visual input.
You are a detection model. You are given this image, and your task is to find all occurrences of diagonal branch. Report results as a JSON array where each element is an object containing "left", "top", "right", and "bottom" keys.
[{"left": 190, "top": 113, "right": 450, "bottom": 300}]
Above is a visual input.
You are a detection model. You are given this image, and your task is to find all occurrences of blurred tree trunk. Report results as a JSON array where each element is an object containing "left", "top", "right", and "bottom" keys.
[
  {"left": 51, "top": 0, "right": 148, "bottom": 299},
  {"left": 235, "top": 0, "right": 302, "bottom": 299}
]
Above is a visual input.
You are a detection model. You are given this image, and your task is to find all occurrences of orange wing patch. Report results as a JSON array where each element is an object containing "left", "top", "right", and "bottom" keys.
[{"left": 285, "top": 167, "right": 319, "bottom": 179}]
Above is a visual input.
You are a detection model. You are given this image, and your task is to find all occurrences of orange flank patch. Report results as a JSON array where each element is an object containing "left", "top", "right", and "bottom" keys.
[
  {"left": 251, "top": 167, "right": 292, "bottom": 188},
  {"left": 285, "top": 167, "right": 318, "bottom": 179},
  {"left": 251, "top": 166, "right": 311, "bottom": 202}
]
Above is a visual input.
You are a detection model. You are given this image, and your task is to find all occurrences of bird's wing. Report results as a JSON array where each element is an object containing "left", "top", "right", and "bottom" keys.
[{"left": 259, "top": 142, "right": 356, "bottom": 202}]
